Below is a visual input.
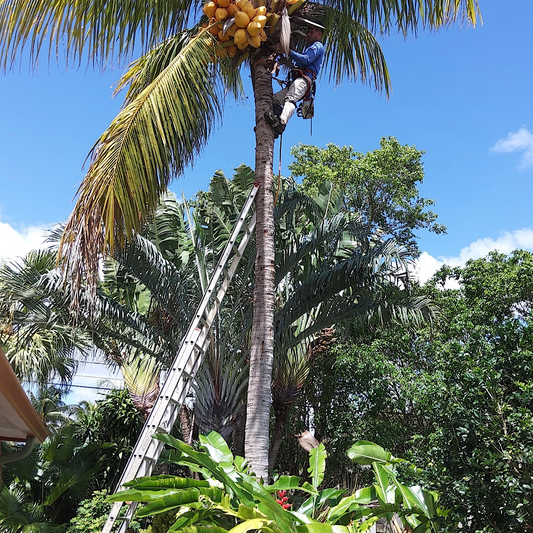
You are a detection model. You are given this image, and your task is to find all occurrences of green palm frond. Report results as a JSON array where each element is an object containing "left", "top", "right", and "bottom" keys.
[
  {"left": 0, "top": 487, "right": 55, "bottom": 533},
  {"left": 322, "top": 0, "right": 481, "bottom": 36},
  {"left": 277, "top": 239, "right": 408, "bottom": 326},
  {"left": 115, "top": 28, "right": 244, "bottom": 103},
  {"left": 275, "top": 212, "right": 366, "bottom": 286},
  {"left": 85, "top": 292, "right": 174, "bottom": 361},
  {"left": 60, "top": 30, "right": 230, "bottom": 296},
  {"left": 0, "top": 0, "right": 201, "bottom": 70},
  {"left": 115, "top": 234, "right": 200, "bottom": 329},
  {"left": 145, "top": 192, "right": 196, "bottom": 271},
  {"left": 322, "top": 9, "right": 390, "bottom": 92}
]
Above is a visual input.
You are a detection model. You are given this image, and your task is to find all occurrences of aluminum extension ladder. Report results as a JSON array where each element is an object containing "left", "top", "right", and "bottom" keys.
[{"left": 102, "top": 184, "right": 259, "bottom": 533}]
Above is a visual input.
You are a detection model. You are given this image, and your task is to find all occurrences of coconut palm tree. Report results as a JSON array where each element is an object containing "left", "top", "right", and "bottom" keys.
[{"left": 0, "top": 0, "right": 480, "bottom": 477}]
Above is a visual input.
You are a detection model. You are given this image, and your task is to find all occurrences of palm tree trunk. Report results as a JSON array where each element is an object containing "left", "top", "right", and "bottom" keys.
[{"left": 244, "top": 54, "right": 276, "bottom": 480}]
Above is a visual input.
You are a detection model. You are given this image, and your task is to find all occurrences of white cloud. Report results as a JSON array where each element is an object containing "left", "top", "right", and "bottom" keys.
[
  {"left": 414, "top": 228, "right": 533, "bottom": 285},
  {"left": 0, "top": 218, "right": 49, "bottom": 263},
  {"left": 491, "top": 126, "right": 533, "bottom": 170}
]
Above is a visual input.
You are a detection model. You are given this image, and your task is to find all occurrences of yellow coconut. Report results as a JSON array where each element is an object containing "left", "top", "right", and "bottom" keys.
[
  {"left": 218, "top": 0, "right": 230, "bottom": 6},
  {"left": 248, "top": 34, "right": 261, "bottom": 48},
  {"left": 227, "top": 44, "right": 238, "bottom": 57},
  {"left": 226, "top": 23, "right": 239, "bottom": 36},
  {"left": 255, "top": 6, "right": 267, "bottom": 16},
  {"left": 242, "top": 2, "right": 256, "bottom": 20},
  {"left": 246, "top": 20, "right": 262, "bottom": 37},
  {"left": 218, "top": 29, "right": 230, "bottom": 41},
  {"left": 252, "top": 14, "right": 267, "bottom": 27},
  {"left": 227, "top": 3, "right": 239, "bottom": 16},
  {"left": 236, "top": 0, "right": 247, "bottom": 9},
  {"left": 234, "top": 27, "right": 248, "bottom": 45},
  {"left": 208, "top": 20, "right": 220, "bottom": 35},
  {"left": 237, "top": 40, "right": 248, "bottom": 49},
  {"left": 215, "top": 7, "right": 228, "bottom": 20},
  {"left": 202, "top": 1, "right": 217, "bottom": 18},
  {"left": 234, "top": 10, "right": 250, "bottom": 28}
]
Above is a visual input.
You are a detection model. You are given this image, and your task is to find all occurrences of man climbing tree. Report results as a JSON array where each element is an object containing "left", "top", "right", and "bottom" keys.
[{"left": 265, "top": 24, "right": 324, "bottom": 137}]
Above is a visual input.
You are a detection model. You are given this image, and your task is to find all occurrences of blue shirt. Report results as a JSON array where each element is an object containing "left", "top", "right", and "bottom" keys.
[{"left": 289, "top": 41, "right": 324, "bottom": 78}]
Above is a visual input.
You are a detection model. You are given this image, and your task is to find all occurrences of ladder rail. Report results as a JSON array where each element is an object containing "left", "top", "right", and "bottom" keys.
[{"left": 102, "top": 184, "right": 258, "bottom": 533}]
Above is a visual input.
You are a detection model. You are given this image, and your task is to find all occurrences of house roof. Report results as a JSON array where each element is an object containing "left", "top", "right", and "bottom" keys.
[{"left": 0, "top": 346, "right": 49, "bottom": 443}]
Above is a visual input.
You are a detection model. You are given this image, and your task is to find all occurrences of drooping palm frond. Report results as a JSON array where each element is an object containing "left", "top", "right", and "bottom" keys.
[
  {"left": 114, "top": 28, "right": 244, "bottom": 104},
  {"left": 0, "top": 0, "right": 201, "bottom": 70},
  {"left": 60, "top": 30, "right": 233, "bottom": 301},
  {"left": 0, "top": 250, "right": 88, "bottom": 385},
  {"left": 322, "top": 9, "right": 390, "bottom": 92},
  {"left": 114, "top": 233, "right": 200, "bottom": 331},
  {"left": 275, "top": 239, "right": 413, "bottom": 348},
  {"left": 322, "top": 0, "right": 481, "bottom": 37}
]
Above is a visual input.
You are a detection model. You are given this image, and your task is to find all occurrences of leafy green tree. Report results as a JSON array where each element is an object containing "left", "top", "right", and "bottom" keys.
[
  {"left": 0, "top": 0, "right": 480, "bottom": 478},
  {"left": 290, "top": 138, "right": 446, "bottom": 255},
  {"left": 291, "top": 250, "right": 533, "bottom": 531}
]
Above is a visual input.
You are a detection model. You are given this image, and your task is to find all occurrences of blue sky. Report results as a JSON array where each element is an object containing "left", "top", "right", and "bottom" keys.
[{"left": 0, "top": 3, "right": 532, "bottom": 400}]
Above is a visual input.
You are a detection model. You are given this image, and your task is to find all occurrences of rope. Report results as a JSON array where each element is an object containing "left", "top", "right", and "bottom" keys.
[{"left": 274, "top": 132, "right": 283, "bottom": 206}]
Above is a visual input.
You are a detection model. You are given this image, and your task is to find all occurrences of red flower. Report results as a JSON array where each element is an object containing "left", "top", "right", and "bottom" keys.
[{"left": 275, "top": 490, "right": 291, "bottom": 509}]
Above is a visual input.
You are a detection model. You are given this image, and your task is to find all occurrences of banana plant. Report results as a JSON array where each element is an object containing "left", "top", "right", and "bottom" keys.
[{"left": 108, "top": 431, "right": 446, "bottom": 532}]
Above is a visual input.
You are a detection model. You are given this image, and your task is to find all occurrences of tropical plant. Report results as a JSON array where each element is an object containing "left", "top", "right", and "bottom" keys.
[
  {"left": 0, "top": 486, "right": 59, "bottom": 533},
  {"left": 1, "top": 424, "right": 103, "bottom": 528},
  {"left": 108, "top": 431, "right": 447, "bottom": 532},
  {"left": 291, "top": 250, "right": 533, "bottom": 531},
  {"left": 0, "top": 0, "right": 481, "bottom": 478},
  {"left": 0, "top": 250, "right": 92, "bottom": 386},
  {"left": 65, "top": 489, "right": 145, "bottom": 533}
]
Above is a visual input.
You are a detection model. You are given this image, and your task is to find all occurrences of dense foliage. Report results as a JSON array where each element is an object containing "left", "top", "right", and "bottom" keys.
[
  {"left": 109, "top": 431, "right": 446, "bottom": 532},
  {"left": 290, "top": 138, "right": 446, "bottom": 255},
  {"left": 0, "top": 389, "right": 144, "bottom": 530},
  {"left": 282, "top": 250, "right": 533, "bottom": 531}
]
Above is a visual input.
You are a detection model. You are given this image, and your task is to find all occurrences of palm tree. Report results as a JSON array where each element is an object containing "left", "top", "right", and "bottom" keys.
[
  {"left": 0, "top": 250, "right": 92, "bottom": 386},
  {"left": 0, "top": 3, "right": 481, "bottom": 477}
]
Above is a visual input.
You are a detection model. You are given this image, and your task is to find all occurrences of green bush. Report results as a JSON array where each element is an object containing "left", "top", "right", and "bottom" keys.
[{"left": 66, "top": 490, "right": 146, "bottom": 533}]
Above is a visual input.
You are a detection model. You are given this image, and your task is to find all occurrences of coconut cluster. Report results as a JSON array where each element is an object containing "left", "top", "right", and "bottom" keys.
[{"left": 202, "top": 0, "right": 271, "bottom": 56}]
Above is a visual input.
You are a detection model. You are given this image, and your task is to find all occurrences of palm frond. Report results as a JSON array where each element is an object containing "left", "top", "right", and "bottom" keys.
[
  {"left": 322, "top": 0, "right": 481, "bottom": 36},
  {"left": 115, "top": 234, "right": 200, "bottom": 329},
  {"left": 322, "top": 9, "right": 390, "bottom": 92},
  {"left": 0, "top": 0, "right": 201, "bottom": 70},
  {"left": 115, "top": 28, "right": 244, "bottom": 103},
  {"left": 60, "top": 30, "right": 229, "bottom": 300}
]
